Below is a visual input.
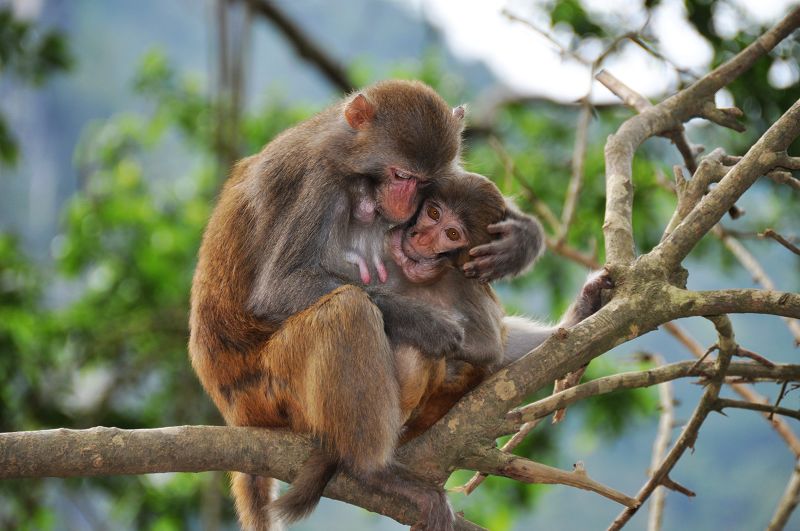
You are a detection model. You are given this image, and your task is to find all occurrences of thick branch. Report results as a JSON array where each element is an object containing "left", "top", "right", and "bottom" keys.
[
  {"left": 600, "top": 7, "right": 800, "bottom": 266},
  {"left": 668, "top": 287, "right": 800, "bottom": 320},
  {"left": 0, "top": 426, "right": 471, "bottom": 528},
  {"left": 652, "top": 97, "right": 800, "bottom": 270}
]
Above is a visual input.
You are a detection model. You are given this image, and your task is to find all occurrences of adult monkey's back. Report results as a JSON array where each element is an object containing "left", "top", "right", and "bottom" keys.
[{"left": 190, "top": 80, "right": 477, "bottom": 530}]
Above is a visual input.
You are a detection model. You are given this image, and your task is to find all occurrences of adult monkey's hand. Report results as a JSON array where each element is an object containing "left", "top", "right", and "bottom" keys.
[{"left": 463, "top": 202, "right": 544, "bottom": 282}]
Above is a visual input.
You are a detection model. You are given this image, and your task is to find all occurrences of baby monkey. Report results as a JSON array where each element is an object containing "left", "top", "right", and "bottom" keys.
[{"left": 347, "top": 170, "right": 507, "bottom": 367}]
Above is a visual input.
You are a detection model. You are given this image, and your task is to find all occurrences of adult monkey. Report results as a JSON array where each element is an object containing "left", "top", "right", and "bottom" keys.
[
  {"left": 189, "top": 80, "right": 539, "bottom": 531},
  {"left": 275, "top": 170, "right": 612, "bottom": 519}
]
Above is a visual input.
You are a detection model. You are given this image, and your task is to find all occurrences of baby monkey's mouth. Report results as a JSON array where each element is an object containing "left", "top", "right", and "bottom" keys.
[{"left": 389, "top": 228, "right": 449, "bottom": 284}]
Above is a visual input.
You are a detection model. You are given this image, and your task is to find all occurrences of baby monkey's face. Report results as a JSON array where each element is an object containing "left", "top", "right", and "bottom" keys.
[
  {"left": 388, "top": 198, "right": 470, "bottom": 284},
  {"left": 403, "top": 198, "right": 468, "bottom": 259}
]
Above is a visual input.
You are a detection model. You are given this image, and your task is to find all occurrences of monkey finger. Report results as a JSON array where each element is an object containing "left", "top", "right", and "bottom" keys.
[
  {"left": 468, "top": 241, "right": 503, "bottom": 257},
  {"left": 467, "top": 256, "right": 498, "bottom": 276},
  {"left": 486, "top": 221, "right": 513, "bottom": 236}
]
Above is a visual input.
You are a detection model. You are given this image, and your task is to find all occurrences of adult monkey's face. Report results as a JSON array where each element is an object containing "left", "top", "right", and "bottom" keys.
[{"left": 342, "top": 81, "right": 466, "bottom": 224}]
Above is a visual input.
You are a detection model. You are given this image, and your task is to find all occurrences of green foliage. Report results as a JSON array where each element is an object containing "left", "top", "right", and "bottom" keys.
[
  {"left": 0, "top": 49, "right": 315, "bottom": 528},
  {"left": 549, "top": 0, "right": 605, "bottom": 37},
  {"left": 0, "top": 8, "right": 72, "bottom": 166}
]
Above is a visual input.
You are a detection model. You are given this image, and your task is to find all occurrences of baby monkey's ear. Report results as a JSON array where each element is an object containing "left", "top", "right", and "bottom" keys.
[{"left": 452, "top": 105, "right": 466, "bottom": 120}]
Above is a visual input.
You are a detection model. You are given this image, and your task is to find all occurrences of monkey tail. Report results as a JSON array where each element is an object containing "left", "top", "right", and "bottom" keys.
[
  {"left": 272, "top": 449, "right": 339, "bottom": 524},
  {"left": 230, "top": 472, "right": 282, "bottom": 530}
]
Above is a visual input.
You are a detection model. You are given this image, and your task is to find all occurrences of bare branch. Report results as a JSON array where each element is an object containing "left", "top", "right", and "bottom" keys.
[
  {"left": 713, "top": 399, "right": 800, "bottom": 421},
  {"left": 715, "top": 228, "right": 800, "bottom": 343},
  {"left": 768, "top": 169, "right": 800, "bottom": 191},
  {"left": 761, "top": 228, "right": 800, "bottom": 256},
  {"left": 508, "top": 361, "right": 800, "bottom": 426},
  {"left": 698, "top": 101, "right": 746, "bottom": 132},
  {"left": 667, "top": 287, "right": 800, "bottom": 320},
  {"left": 488, "top": 136, "right": 562, "bottom": 232},
  {"left": 647, "top": 354, "right": 675, "bottom": 531},
  {"left": 664, "top": 322, "right": 800, "bottom": 457},
  {"left": 244, "top": 0, "right": 354, "bottom": 93},
  {"left": 608, "top": 316, "right": 738, "bottom": 529},
  {"left": 653, "top": 97, "right": 800, "bottom": 271},
  {"left": 464, "top": 450, "right": 639, "bottom": 508},
  {"left": 455, "top": 418, "right": 545, "bottom": 496},
  {"left": 0, "top": 426, "right": 475, "bottom": 529},
  {"left": 595, "top": 70, "right": 701, "bottom": 177},
  {"left": 502, "top": 10, "right": 589, "bottom": 66},
  {"left": 596, "top": 69, "right": 651, "bottom": 112},
  {"left": 547, "top": 236, "right": 600, "bottom": 269},
  {"left": 558, "top": 100, "right": 592, "bottom": 242},
  {"left": 601, "top": 7, "right": 800, "bottom": 266},
  {"left": 768, "top": 461, "right": 800, "bottom": 531}
]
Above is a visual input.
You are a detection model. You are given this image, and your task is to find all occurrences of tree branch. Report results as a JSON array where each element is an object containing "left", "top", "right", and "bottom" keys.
[
  {"left": 652, "top": 97, "right": 800, "bottom": 271},
  {"left": 646, "top": 354, "right": 675, "bottom": 531},
  {"left": 667, "top": 287, "right": 800, "bottom": 320},
  {"left": 768, "top": 460, "right": 800, "bottom": 531},
  {"left": 601, "top": 7, "right": 800, "bottom": 267},
  {"left": 0, "top": 426, "right": 475, "bottom": 528},
  {"left": 664, "top": 321, "right": 800, "bottom": 457},
  {"left": 462, "top": 450, "right": 639, "bottom": 508},
  {"left": 243, "top": 0, "right": 354, "bottom": 93},
  {"left": 713, "top": 399, "right": 800, "bottom": 421},
  {"left": 508, "top": 361, "right": 800, "bottom": 426},
  {"left": 608, "top": 316, "right": 738, "bottom": 529}
]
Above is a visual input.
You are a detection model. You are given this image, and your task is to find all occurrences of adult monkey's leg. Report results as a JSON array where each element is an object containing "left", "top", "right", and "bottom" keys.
[{"left": 231, "top": 285, "right": 402, "bottom": 530}]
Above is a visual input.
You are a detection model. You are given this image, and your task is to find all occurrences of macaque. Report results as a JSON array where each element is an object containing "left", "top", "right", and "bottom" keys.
[
  {"left": 363, "top": 172, "right": 611, "bottom": 438},
  {"left": 189, "top": 81, "right": 541, "bottom": 531},
  {"left": 275, "top": 169, "right": 613, "bottom": 517}
]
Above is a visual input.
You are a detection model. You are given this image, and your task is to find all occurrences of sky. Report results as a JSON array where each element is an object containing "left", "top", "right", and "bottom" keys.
[{"left": 392, "top": 0, "right": 799, "bottom": 103}]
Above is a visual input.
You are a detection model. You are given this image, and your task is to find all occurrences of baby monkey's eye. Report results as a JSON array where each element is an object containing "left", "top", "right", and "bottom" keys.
[
  {"left": 427, "top": 206, "right": 440, "bottom": 221},
  {"left": 445, "top": 228, "right": 460, "bottom": 241}
]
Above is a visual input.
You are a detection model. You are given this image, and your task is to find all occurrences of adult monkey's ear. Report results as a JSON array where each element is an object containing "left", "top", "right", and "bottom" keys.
[
  {"left": 452, "top": 105, "right": 465, "bottom": 120},
  {"left": 345, "top": 93, "right": 375, "bottom": 129}
]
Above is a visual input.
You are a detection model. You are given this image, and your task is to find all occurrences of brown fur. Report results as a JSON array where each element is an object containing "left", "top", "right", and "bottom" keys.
[
  {"left": 190, "top": 81, "right": 466, "bottom": 530},
  {"left": 387, "top": 172, "right": 509, "bottom": 442}
]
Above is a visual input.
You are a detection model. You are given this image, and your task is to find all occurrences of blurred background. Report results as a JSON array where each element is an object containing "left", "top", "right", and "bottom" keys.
[{"left": 1, "top": 0, "right": 799, "bottom": 529}]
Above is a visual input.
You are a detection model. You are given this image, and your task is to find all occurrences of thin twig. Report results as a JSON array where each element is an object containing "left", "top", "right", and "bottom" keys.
[
  {"left": 773, "top": 381, "right": 791, "bottom": 420},
  {"left": 502, "top": 9, "right": 589, "bottom": 66},
  {"left": 767, "top": 461, "right": 800, "bottom": 531},
  {"left": 664, "top": 322, "right": 800, "bottom": 458},
  {"left": 454, "top": 418, "right": 545, "bottom": 496},
  {"left": 488, "top": 136, "right": 563, "bottom": 232},
  {"left": 470, "top": 450, "right": 639, "bottom": 508},
  {"left": 714, "top": 227, "right": 800, "bottom": 344},
  {"left": 761, "top": 229, "right": 800, "bottom": 256},
  {"left": 647, "top": 354, "right": 675, "bottom": 531},
  {"left": 558, "top": 100, "right": 592, "bottom": 242},
  {"left": 507, "top": 361, "right": 800, "bottom": 426},
  {"left": 608, "top": 317, "right": 738, "bottom": 530},
  {"left": 713, "top": 398, "right": 800, "bottom": 421}
]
